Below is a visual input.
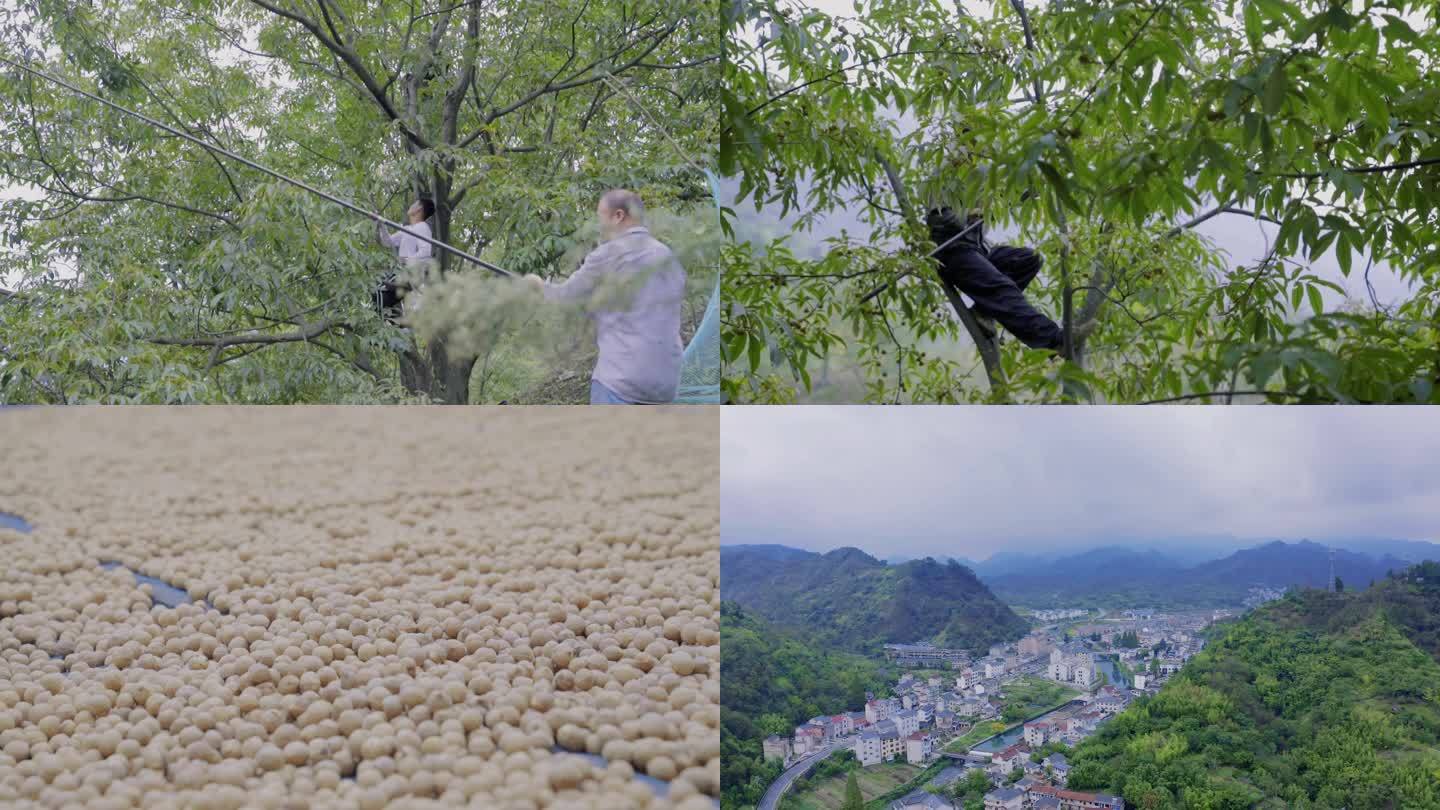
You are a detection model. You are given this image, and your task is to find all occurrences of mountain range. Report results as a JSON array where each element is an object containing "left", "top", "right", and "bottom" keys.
[
  {"left": 729, "top": 539, "right": 1435, "bottom": 610},
  {"left": 720, "top": 544, "right": 1029, "bottom": 654},
  {"left": 985, "top": 541, "right": 1416, "bottom": 608}
]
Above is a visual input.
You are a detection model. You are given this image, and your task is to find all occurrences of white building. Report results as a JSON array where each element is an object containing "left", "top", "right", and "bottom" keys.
[
  {"left": 1049, "top": 646, "right": 1095, "bottom": 687},
  {"left": 892, "top": 709, "right": 920, "bottom": 738},
  {"left": 856, "top": 731, "right": 884, "bottom": 766},
  {"left": 905, "top": 732, "right": 934, "bottom": 765},
  {"left": 1023, "top": 719, "right": 1053, "bottom": 747}
]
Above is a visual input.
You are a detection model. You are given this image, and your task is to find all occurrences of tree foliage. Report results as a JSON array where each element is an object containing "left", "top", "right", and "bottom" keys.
[
  {"left": 1065, "top": 567, "right": 1440, "bottom": 809},
  {"left": 721, "top": 546, "right": 1029, "bottom": 655},
  {"left": 721, "top": 0, "right": 1440, "bottom": 403},
  {"left": 720, "top": 602, "right": 892, "bottom": 809},
  {"left": 0, "top": 0, "right": 717, "bottom": 402}
]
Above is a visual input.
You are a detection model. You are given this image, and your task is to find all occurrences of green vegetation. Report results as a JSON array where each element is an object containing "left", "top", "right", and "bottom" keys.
[
  {"left": 1000, "top": 677, "right": 1081, "bottom": 723},
  {"left": 780, "top": 761, "right": 921, "bottom": 810},
  {"left": 863, "top": 760, "right": 947, "bottom": 810},
  {"left": 721, "top": 603, "right": 893, "bottom": 810},
  {"left": 0, "top": 1, "right": 717, "bottom": 404},
  {"left": 945, "top": 720, "right": 1009, "bottom": 753},
  {"left": 1115, "top": 630, "right": 1142, "bottom": 648},
  {"left": 725, "top": 0, "right": 1440, "bottom": 405},
  {"left": 946, "top": 769, "right": 994, "bottom": 807},
  {"left": 1066, "top": 565, "right": 1440, "bottom": 809},
  {"left": 721, "top": 547, "right": 1029, "bottom": 655},
  {"left": 842, "top": 770, "right": 863, "bottom": 810}
]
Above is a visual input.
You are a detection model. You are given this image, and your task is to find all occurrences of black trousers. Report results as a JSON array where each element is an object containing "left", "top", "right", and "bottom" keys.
[{"left": 935, "top": 244, "right": 1063, "bottom": 350}]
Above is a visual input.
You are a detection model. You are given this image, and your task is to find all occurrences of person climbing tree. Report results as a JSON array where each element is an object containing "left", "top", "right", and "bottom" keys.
[
  {"left": 375, "top": 198, "right": 438, "bottom": 323},
  {"left": 525, "top": 190, "right": 686, "bottom": 405},
  {"left": 925, "top": 205, "right": 1064, "bottom": 352}
]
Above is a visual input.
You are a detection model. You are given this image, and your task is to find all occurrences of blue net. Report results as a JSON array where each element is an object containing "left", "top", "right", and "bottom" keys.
[{"left": 675, "top": 170, "right": 723, "bottom": 403}]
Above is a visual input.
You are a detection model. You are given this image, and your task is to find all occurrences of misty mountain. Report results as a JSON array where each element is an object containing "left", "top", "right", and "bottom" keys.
[
  {"left": 987, "top": 540, "right": 1420, "bottom": 609},
  {"left": 1188, "top": 540, "right": 1409, "bottom": 589},
  {"left": 719, "top": 543, "right": 818, "bottom": 562},
  {"left": 720, "top": 545, "right": 1028, "bottom": 655}
]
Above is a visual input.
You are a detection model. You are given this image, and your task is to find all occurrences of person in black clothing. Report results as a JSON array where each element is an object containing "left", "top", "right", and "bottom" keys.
[{"left": 925, "top": 206, "right": 1063, "bottom": 351}]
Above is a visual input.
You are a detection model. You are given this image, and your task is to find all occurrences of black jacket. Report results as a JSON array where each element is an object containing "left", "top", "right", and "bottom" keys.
[{"left": 926, "top": 207, "right": 985, "bottom": 253}]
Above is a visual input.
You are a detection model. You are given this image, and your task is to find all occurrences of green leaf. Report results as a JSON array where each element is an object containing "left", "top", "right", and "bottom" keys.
[{"left": 1261, "top": 63, "right": 1286, "bottom": 116}]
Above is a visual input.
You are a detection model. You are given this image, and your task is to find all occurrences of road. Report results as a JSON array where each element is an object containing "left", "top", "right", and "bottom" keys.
[{"left": 758, "top": 740, "right": 846, "bottom": 810}]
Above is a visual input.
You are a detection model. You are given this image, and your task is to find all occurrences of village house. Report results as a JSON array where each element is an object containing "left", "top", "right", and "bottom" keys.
[
  {"left": 905, "top": 731, "right": 934, "bottom": 764},
  {"left": 935, "top": 709, "right": 957, "bottom": 730},
  {"left": 1015, "top": 775, "right": 1044, "bottom": 793},
  {"left": 1020, "top": 633, "right": 1055, "bottom": 657},
  {"left": 762, "top": 735, "right": 791, "bottom": 762},
  {"left": 1029, "top": 785, "right": 1125, "bottom": 809},
  {"left": 1045, "top": 753, "right": 1070, "bottom": 785},
  {"left": 867, "top": 697, "right": 901, "bottom": 724},
  {"left": 989, "top": 742, "right": 1030, "bottom": 776},
  {"left": 793, "top": 724, "right": 825, "bottom": 756},
  {"left": 892, "top": 708, "right": 921, "bottom": 737},
  {"left": 1091, "top": 687, "right": 1129, "bottom": 716},
  {"left": 983, "top": 786, "right": 1026, "bottom": 810},
  {"left": 855, "top": 730, "right": 884, "bottom": 766},
  {"left": 1024, "top": 719, "right": 1054, "bottom": 747},
  {"left": 982, "top": 657, "right": 1007, "bottom": 679},
  {"left": 884, "top": 642, "right": 969, "bottom": 666},
  {"left": 1049, "top": 645, "right": 1095, "bottom": 688}
]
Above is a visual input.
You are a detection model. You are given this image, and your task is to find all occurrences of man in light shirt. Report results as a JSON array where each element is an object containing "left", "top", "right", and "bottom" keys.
[
  {"left": 375, "top": 198, "right": 437, "bottom": 322},
  {"left": 525, "top": 190, "right": 686, "bottom": 405}
]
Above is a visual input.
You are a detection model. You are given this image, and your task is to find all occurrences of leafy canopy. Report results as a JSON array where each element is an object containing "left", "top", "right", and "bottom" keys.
[
  {"left": 722, "top": 0, "right": 1440, "bottom": 403},
  {"left": 0, "top": 0, "right": 717, "bottom": 402}
]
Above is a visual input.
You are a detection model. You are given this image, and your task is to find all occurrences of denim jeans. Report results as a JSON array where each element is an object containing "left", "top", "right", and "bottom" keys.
[{"left": 590, "top": 380, "right": 636, "bottom": 405}]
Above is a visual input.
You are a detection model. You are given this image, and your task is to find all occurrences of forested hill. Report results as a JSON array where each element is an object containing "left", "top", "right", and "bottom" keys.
[
  {"left": 720, "top": 602, "right": 892, "bottom": 809},
  {"left": 1066, "top": 562, "right": 1440, "bottom": 809},
  {"left": 720, "top": 545, "right": 1029, "bottom": 654}
]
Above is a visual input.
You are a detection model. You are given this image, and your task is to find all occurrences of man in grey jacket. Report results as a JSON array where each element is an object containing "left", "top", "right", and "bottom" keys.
[{"left": 525, "top": 190, "right": 686, "bottom": 404}]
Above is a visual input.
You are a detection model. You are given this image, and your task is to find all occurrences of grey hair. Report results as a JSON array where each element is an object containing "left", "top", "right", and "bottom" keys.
[{"left": 600, "top": 189, "right": 645, "bottom": 222}]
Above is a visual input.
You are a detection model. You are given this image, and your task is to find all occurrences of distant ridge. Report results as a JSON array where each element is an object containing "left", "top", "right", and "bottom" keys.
[{"left": 720, "top": 545, "right": 1028, "bottom": 654}]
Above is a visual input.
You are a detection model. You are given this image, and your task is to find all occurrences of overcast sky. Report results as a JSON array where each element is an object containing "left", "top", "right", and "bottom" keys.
[{"left": 721, "top": 407, "right": 1440, "bottom": 558}]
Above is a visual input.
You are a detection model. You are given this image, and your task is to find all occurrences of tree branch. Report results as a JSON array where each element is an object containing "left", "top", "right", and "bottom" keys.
[
  {"left": 877, "top": 153, "right": 1003, "bottom": 389},
  {"left": 1273, "top": 156, "right": 1440, "bottom": 179},
  {"left": 148, "top": 318, "right": 341, "bottom": 348},
  {"left": 246, "top": 0, "right": 431, "bottom": 148}
]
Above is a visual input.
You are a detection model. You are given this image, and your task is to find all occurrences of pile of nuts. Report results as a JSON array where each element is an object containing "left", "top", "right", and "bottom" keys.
[{"left": 0, "top": 407, "right": 719, "bottom": 809}]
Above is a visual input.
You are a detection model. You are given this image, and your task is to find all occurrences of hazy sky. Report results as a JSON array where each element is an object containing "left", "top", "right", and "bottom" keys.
[{"left": 721, "top": 407, "right": 1440, "bottom": 558}]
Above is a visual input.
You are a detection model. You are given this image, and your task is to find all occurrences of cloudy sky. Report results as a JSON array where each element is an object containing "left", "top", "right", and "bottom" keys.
[{"left": 721, "top": 407, "right": 1440, "bottom": 558}]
